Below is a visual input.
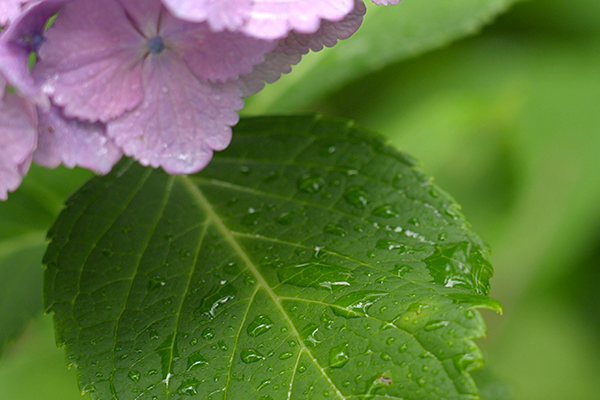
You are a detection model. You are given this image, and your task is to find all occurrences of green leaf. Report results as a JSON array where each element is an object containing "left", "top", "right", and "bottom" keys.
[
  {"left": 44, "top": 115, "right": 500, "bottom": 399},
  {"left": 0, "top": 165, "right": 92, "bottom": 355},
  {"left": 244, "top": 0, "right": 520, "bottom": 114}
]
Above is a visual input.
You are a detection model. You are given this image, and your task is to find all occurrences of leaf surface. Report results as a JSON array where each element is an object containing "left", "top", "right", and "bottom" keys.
[{"left": 44, "top": 115, "right": 500, "bottom": 399}]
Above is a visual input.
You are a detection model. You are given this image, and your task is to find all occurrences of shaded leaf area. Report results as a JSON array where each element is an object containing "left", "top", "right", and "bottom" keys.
[
  {"left": 44, "top": 115, "right": 500, "bottom": 400},
  {"left": 244, "top": 0, "right": 520, "bottom": 114},
  {"left": 0, "top": 165, "right": 92, "bottom": 355}
]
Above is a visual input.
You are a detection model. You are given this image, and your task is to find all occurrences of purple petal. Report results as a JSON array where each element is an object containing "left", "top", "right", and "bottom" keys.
[
  {"left": 160, "top": 10, "right": 276, "bottom": 82},
  {"left": 108, "top": 55, "right": 243, "bottom": 174},
  {"left": 34, "top": 105, "right": 122, "bottom": 173},
  {"left": 0, "top": 0, "right": 67, "bottom": 107},
  {"left": 161, "top": 0, "right": 252, "bottom": 32},
  {"left": 0, "top": 0, "right": 25, "bottom": 26},
  {"left": 372, "top": 0, "right": 401, "bottom": 4},
  {"left": 161, "top": 0, "right": 355, "bottom": 40},
  {"left": 34, "top": 0, "right": 145, "bottom": 122},
  {"left": 0, "top": 90, "right": 37, "bottom": 200},
  {"left": 240, "top": 0, "right": 365, "bottom": 97},
  {"left": 242, "top": 0, "right": 355, "bottom": 39}
]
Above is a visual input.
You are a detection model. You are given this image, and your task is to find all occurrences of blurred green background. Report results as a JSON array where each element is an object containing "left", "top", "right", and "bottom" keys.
[{"left": 2, "top": 0, "right": 600, "bottom": 398}]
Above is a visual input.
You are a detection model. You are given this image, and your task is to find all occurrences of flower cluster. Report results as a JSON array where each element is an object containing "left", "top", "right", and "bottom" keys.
[{"left": 0, "top": 0, "right": 399, "bottom": 199}]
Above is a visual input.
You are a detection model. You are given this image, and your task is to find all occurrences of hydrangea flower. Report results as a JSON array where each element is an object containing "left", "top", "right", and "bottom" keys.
[{"left": 0, "top": 0, "right": 398, "bottom": 199}]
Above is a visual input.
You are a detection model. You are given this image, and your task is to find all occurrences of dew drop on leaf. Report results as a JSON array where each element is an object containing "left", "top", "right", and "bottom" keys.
[
  {"left": 343, "top": 186, "right": 369, "bottom": 209},
  {"left": 297, "top": 174, "right": 325, "bottom": 194},
  {"left": 279, "top": 351, "right": 294, "bottom": 360},
  {"left": 241, "top": 349, "right": 265, "bottom": 364},
  {"left": 247, "top": 315, "right": 274, "bottom": 337},
  {"left": 329, "top": 342, "right": 350, "bottom": 368},
  {"left": 127, "top": 370, "right": 141, "bottom": 382},
  {"left": 424, "top": 320, "right": 450, "bottom": 331},
  {"left": 201, "top": 328, "right": 215, "bottom": 340},
  {"left": 372, "top": 204, "right": 399, "bottom": 218}
]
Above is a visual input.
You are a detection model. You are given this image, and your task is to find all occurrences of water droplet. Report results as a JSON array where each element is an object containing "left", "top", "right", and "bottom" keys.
[
  {"left": 218, "top": 340, "right": 228, "bottom": 351},
  {"left": 241, "top": 208, "right": 261, "bottom": 226},
  {"left": 275, "top": 212, "right": 294, "bottom": 225},
  {"left": 300, "top": 324, "right": 321, "bottom": 348},
  {"left": 128, "top": 370, "right": 141, "bottom": 383},
  {"left": 329, "top": 342, "right": 350, "bottom": 368},
  {"left": 376, "top": 239, "right": 406, "bottom": 252},
  {"left": 418, "top": 377, "right": 426, "bottom": 387},
  {"left": 197, "top": 282, "right": 237, "bottom": 319},
  {"left": 241, "top": 349, "right": 265, "bottom": 364},
  {"left": 393, "top": 264, "right": 413, "bottom": 277},
  {"left": 372, "top": 204, "right": 399, "bottom": 218},
  {"left": 247, "top": 315, "right": 274, "bottom": 337},
  {"left": 240, "top": 165, "right": 250, "bottom": 174},
  {"left": 380, "top": 352, "right": 392, "bottom": 361},
  {"left": 201, "top": 328, "right": 215, "bottom": 340},
  {"left": 324, "top": 223, "right": 347, "bottom": 237},
  {"left": 277, "top": 261, "right": 353, "bottom": 291},
  {"left": 438, "top": 232, "right": 447, "bottom": 241},
  {"left": 176, "top": 379, "right": 201, "bottom": 396},
  {"left": 399, "top": 343, "right": 409, "bottom": 353},
  {"left": 257, "top": 380, "right": 271, "bottom": 390},
  {"left": 466, "top": 309, "right": 475, "bottom": 319},
  {"left": 187, "top": 351, "right": 209, "bottom": 371},
  {"left": 298, "top": 364, "right": 307, "bottom": 373},
  {"left": 386, "top": 337, "right": 396, "bottom": 345},
  {"left": 424, "top": 320, "right": 450, "bottom": 331},
  {"left": 148, "top": 276, "right": 166, "bottom": 290},
  {"left": 279, "top": 351, "right": 294, "bottom": 360},
  {"left": 453, "top": 352, "right": 483, "bottom": 372},
  {"left": 344, "top": 186, "right": 369, "bottom": 209},
  {"left": 408, "top": 217, "right": 420, "bottom": 226},
  {"left": 297, "top": 174, "right": 325, "bottom": 194},
  {"left": 331, "top": 291, "right": 387, "bottom": 318}
]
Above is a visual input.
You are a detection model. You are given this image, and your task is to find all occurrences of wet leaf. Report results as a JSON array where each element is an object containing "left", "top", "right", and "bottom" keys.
[{"left": 44, "top": 115, "right": 500, "bottom": 399}]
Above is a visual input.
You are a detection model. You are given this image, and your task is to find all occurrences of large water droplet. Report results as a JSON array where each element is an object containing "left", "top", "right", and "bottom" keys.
[
  {"left": 241, "top": 349, "right": 265, "bottom": 364},
  {"left": 300, "top": 323, "right": 321, "bottom": 348},
  {"left": 331, "top": 291, "right": 387, "bottom": 318},
  {"left": 176, "top": 379, "right": 201, "bottom": 396},
  {"left": 247, "top": 315, "right": 274, "bottom": 337},
  {"left": 297, "top": 174, "right": 325, "bottom": 194},
  {"left": 372, "top": 204, "right": 399, "bottom": 218},
  {"left": 344, "top": 186, "right": 369, "bottom": 209},
  {"left": 128, "top": 370, "right": 141, "bottom": 383},
  {"left": 279, "top": 351, "right": 294, "bottom": 360},
  {"left": 424, "top": 320, "right": 450, "bottom": 331},
  {"left": 201, "top": 328, "right": 215, "bottom": 340},
  {"left": 376, "top": 239, "right": 406, "bottom": 252},
  {"left": 277, "top": 261, "right": 353, "bottom": 291},
  {"left": 187, "top": 351, "right": 209, "bottom": 371},
  {"left": 329, "top": 342, "right": 350, "bottom": 368}
]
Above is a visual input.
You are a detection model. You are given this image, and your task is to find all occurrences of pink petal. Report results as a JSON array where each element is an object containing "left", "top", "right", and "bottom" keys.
[
  {"left": 240, "top": 51, "right": 301, "bottom": 97},
  {"left": 34, "top": 105, "right": 122, "bottom": 173},
  {"left": 161, "top": 0, "right": 355, "bottom": 40},
  {"left": 0, "top": 0, "right": 66, "bottom": 107},
  {"left": 0, "top": 0, "right": 25, "bottom": 25},
  {"left": 242, "top": 0, "right": 355, "bottom": 40},
  {"left": 240, "top": 0, "right": 365, "bottom": 97},
  {"left": 160, "top": 10, "right": 276, "bottom": 82},
  {"left": 34, "top": 0, "right": 145, "bottom": 122},
  {"left": 108, "top": 54, "right": 243, "bottom": 174},
  {"left": 0, "top": 91, "right": 37, "bottom": 200},
  {"left": 161, "top": 0, "right": 252, "bottom": 32},
  {"left": 372, "top": 0, "right": 401, "bottom": 5}
]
